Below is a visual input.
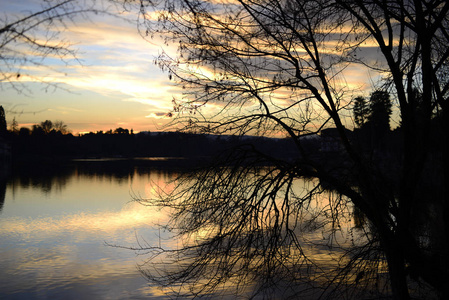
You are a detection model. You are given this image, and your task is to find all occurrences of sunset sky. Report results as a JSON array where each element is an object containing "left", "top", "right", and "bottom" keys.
[
  {"left": 1, "top": 0, "right": 180, "bottom": 134},
  {"left": 1, "top": 0, "right": 386, "bottom": 135}
]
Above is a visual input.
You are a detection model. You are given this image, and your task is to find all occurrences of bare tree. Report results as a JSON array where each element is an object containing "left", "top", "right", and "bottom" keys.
[
  {"left": 127, "top": 0, "right": 447, "bottom": 299},
  {"left": 0, "top": 0, "right": 108, "bottom": 94},
  {"left": 53, "top": 120, "right": 69, "bottom": 134},
  {"left": 40, "top": 119, "right": 53, "bottom": 134}
]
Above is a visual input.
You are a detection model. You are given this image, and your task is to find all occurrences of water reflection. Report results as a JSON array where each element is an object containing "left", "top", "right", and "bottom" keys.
[
  {"left": 135, "top": 168, "right": 381, "bottom": 299},
  {"left": 0, "top": 161, "right": 378, "bottom": 299},
  {"left": 0, "top": 165, "right": 7, "bottom": 213},
  {"left": 0, "top": 160, "right": 179, "bottom": 299}
]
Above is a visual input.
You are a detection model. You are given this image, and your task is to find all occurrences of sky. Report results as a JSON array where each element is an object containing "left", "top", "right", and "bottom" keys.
[
  {"left": 1, "top": 0, "right": 179, "bottom": 134},
  {"left": 0, "top": 0, "right": 389, "bottom": 135}
]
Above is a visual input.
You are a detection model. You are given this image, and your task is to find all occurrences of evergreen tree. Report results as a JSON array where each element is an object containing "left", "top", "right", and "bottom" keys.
[
  {"left": 10, "top": 117, "right": 19, "bottom": 133},
  {"left": 365, "top": 90, "right": 392, "bottom": 150},
  {"left": 353, "top": 96, "right": 369, "bottom": 128},
  {"left": 368, "top": 90, "right": 392, "bottom": 133}
]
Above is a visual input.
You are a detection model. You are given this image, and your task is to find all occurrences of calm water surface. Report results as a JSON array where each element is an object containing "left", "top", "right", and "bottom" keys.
[
  {"left": 0, "top": 160, "right": 369, "bottom": 299},
  {"left": 0, "top": 161, "right": 178, "bottom": 299}
]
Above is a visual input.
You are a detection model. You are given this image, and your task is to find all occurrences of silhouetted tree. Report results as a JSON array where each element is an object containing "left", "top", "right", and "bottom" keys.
[
  {"left": 114, "top": 127, "right": 129, "bottom": 135},
  {"left": 40, "top": 120, "right": 53, "bottom": 134},
  {"left": 19, "top": 127, "right": 31, "bottom": 136},
  {"left": 130, "top": 1, "right": 448, "bottom": 299},
  {"left": 10, "top": 117, "right": 19, "bottom": 134},
  {"left": 32, "top": 124, "right": 45, "bottom": 136},
  {"left": 367, "top": 91, "right": 392, "bottom": 133},
  {"left": 364, "top": 91, "right": 392, "bottom": 150},
  {"left": 406, "top": 88, "right": 429, "bottom": 130},
  {"left": 0, "top": 106, "right": 6, "bottom": 136},
  {"left": 353, "top": 96, "right": 369, "bottom": 129},
  {"left": 53, "top": 120, "right": 69, "bottom": 134}
]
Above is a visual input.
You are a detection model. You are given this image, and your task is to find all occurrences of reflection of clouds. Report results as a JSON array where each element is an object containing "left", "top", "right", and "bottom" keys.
[
  {"left": 0, "top": 165, "right": 179, "bottom": 298},
  {"left": 144, "top": 179, "right": 176, "bottom": 199},
  {"left": 0, "top": 244, "right": 162, "bottom": 299},
  {"left": 0, "top": 202, "right": 169, "bottom": 239},
  {"left": 0, "top": 202, "right": 172, "bottom": 298},
  {"left": 0, "top": 201, "right": 170, "bottom": 298}
]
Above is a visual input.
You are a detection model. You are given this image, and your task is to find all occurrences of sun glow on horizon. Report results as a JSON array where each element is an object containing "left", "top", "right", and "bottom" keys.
[
  {"left": 0, "top": 1, "right": 179, "bottom": 134},
  {"left": 1, "top": 0, "right": 380, "bottom": 136}
]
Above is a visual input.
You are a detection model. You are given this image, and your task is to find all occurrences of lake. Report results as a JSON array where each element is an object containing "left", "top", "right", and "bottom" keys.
[
  {"left": 0, "top": 159, "right": 374, "bottom": 299},
  {"left": 0, "top": 159, "right": 181, "bottom": 299}
]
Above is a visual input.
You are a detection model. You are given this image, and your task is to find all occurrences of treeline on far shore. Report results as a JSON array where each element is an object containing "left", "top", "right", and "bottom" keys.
[{"left": 4, "top": 129, "right": 302, "bottom": 163}]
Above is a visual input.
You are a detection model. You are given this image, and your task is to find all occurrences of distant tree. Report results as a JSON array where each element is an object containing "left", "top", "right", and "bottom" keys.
[
  {"left": 114, "top": 127, "right": 129, "bottom": 135},
  {"left": 364, "top": 91, "right": 393, "bottom": 150},
  {"left": 367, "top": 90, "right": 392, "bottom": 133},
  {"left": 19, "top": 127, "right": 31, "bottom": 136},
  {"left": 53, "top": 120, "right": 69, "bottom": 134},
  {"left": 40, "top": 120, "right": 53, "bottom": 134},
  {"left": 0, "top": 106, "right": 6, "bottom": 136},
  {"left": 353, "top": 96, "right": 370, "bottom": 128},
  {"left": 10, "top": 117, "right": 19, "bottom": 134},
  {"left": 32, "top": 124, "right": 45, "bottom": 136}
]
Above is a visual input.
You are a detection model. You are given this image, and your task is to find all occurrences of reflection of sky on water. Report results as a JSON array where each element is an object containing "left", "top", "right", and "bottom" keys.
[
  {"left": 0, "top": 163, "right": 370, "bottom": 299},
  {"left": 0, "top": 164, "right": 175, "bottom": 299}
]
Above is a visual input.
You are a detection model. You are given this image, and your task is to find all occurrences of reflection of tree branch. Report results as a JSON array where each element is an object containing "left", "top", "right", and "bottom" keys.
[
  {"left": 132, "top": 146, "right": 380, "bottom": 298},
  {"left": 129, "top": 0, "right": 447, "bottom": 298},
  {"left": 0, "top": 178, "right": 6, "bottom": 214}
]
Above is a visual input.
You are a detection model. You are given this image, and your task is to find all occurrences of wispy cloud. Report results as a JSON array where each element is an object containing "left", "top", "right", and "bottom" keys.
[{"left": 2, "top": 2, "right": 179, "bottom": 133}]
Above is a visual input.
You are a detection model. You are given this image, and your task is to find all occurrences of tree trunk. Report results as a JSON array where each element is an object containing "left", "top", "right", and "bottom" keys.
[
  {"left": 442, "top": 106, "right": 449, "bottom": 299},
  {"left": 384, "top": 240, "right": 410, "bottom": 300}
]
